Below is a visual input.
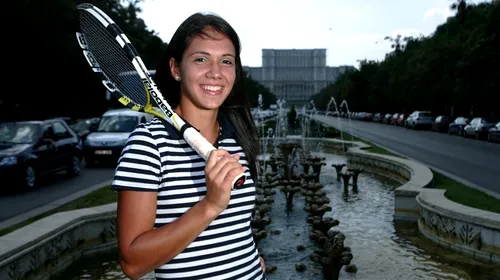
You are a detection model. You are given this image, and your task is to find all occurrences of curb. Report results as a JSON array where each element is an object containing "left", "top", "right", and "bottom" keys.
[{"left": 0, "top": 179, "right": 113, "bottom": 233}]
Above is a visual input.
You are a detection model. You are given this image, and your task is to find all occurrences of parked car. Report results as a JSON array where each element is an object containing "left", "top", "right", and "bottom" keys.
[
  {"left": 390, "top": 113, "right": 399, "bottom": 125},
  {"left": 383, "top": 113, "right": 392, "bottom": 124},
  {"left": 488, "top": 122, "right": 500, "bottom": 143},
  {"left": 54, "top": 117, "right": 75, "bottom": 126},
  {"left": 463, "top": 117, "right": 497, "bottom": 140},
  {"left": 431, "top": 115, "right": 453, "bottom": 133},
  {"left": 448, "top": 117, "right": 469, "bottom": 136},
  {"left": 405, "top": 111, "right": 433, "bottom": 129},
  {"left": 373, "top": 113, "right": 384, "bottom": 123},
  {"left": 70, "top": 117, "right": 100, "bottom": 142},
  {"left": 397, "top": 113, "right": 408, "bottom": 126},
  {"left": 84, "top": 108, "right": 153, "bottom": 165},
  {"left": 0, "top": 119, "right": 83, "bottom": 189}
]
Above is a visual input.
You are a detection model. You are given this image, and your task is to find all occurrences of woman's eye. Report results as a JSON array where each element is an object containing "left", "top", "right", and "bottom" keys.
[
  {"left": 222, "top": 59, "right": 233, "bottom": 65},
  {"left": 195, "top": 57, "right": 207, "bottom": 62}
]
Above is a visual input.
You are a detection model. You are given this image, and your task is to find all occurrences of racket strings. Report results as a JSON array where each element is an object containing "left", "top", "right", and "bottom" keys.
[{"left": 79, "top": 10, "right": 148, "bottom": 106}]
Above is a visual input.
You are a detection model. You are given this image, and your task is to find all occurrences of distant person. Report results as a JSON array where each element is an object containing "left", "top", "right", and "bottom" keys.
[{"left": 111, "top": 11, "right": 266, "bottom": 280}]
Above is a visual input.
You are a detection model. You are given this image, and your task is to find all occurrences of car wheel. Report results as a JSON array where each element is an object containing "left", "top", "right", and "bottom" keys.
[
  {"left": 67, "top": 156, "right": 81, "bottom": 176},
  {"left": 488, "top": 133, "right": 492, "bottom": 142},
  {"left": 24, "top": 165, "right": 36, "bottom": 189}
]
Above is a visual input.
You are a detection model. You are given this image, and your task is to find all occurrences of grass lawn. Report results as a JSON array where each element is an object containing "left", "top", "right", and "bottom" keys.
[
  {"left": 325, "top": 125, "right": 500, "bottom": 214},
  {"left": 0, "top": 186, "right": 117, "bottom": 237}
]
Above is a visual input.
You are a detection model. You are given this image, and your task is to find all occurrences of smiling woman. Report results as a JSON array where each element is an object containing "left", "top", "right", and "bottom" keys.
[
  {"left": 170, "top": 28, "right": 237, "bottom": 111},
  {"left": 111, "top": 11, "right": 265, "bottom": 280}
]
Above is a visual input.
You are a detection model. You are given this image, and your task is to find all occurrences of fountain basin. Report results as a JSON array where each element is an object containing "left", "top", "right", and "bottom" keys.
[{"left": 1, "top": 137, "right": 499, "bottom": 280}]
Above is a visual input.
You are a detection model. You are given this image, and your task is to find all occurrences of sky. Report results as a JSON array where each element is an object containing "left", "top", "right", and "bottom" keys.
[{"left": 137, "top": 0, "right": 489, "bottom": 68}]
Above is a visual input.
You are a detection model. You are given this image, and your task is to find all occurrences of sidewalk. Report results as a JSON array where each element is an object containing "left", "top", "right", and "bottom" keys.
[{"left": 0, "top": 179, "right": 112, "bottom": 233}]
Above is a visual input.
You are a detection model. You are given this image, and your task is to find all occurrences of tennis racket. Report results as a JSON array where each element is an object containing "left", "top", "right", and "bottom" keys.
[{"left": 75, "top": 3, "right": 246, "bottom": 189}]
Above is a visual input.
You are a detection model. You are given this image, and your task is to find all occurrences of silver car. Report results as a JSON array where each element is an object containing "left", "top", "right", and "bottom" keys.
[
  {"left": 405, "top": 111, "right": 433, "bottom": 129},
  {"left": 463, "top": 117, "right": 496, "bottom": 140},
  {"left": 84, "top": 109, "right": 152, "bottom": 165},
  {"left": 488, "top": 122, "right": 500, "bottom": 143}
]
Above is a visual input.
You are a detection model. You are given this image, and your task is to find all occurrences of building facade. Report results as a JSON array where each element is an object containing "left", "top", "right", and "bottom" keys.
[{"left": 244, "top": 49, "right": 354, "bottom": 103}]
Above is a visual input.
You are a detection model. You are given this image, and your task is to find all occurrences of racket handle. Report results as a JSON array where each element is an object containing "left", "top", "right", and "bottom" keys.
[
  {"left": 182, "top": 126, "right": 246, "bottom": 189},
  {"left": 231, "top": 172, "right": 246, "bottom": 189}
]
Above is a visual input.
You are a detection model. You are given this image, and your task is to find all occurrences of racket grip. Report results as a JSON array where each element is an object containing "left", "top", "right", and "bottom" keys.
[
  {"left": 216, "top": 157, "right": 246, "bottom": 189},
  {"left": 182, "top": 126, "right": 217, "bottom": 160},
  {"left": 182, "top": 126, "right": 247, "bottom": 189},
  {"left": 231, "top": 172, "right": 246, "bottom": 189}
]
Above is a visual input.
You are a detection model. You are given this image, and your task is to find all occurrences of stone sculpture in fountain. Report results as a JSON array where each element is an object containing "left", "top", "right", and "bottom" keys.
[{"left": 251, "top": 135, "right": 355, "bottom": 279}]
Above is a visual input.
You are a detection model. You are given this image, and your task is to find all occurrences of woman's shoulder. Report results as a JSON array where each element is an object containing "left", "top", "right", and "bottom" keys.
[{"left": 130, "top": 118, "right": 178, "bottom": 140}]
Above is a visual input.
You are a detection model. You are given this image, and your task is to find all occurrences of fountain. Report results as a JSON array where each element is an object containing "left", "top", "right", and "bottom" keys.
[
  {"left": 339, "top": 100, "right": 354, "bottom": 144},
  {"left": 300, "top": 105, "right": 309, "bottom": 151},
  {"left": 326, "top": 97, "right": 346, "bottom": 154},
  {"left": 50, "top": 98, "right": 498, "bottom": 280},
  {"left": 256, "top": 93, "right": 274, "bottom": 178},
  {"left": 251, "top": 111, "right": 356, "bottom": 280},
  {"left": 257, "top": 94, "right": 266, "bottom": 147},
  {"left": 274, "top": 99, "right": 288, "bottom": 145},
  {"left": 338, "top": 166, "right": 364, "bottom": 196},
  {"left": 332, "top": 163, "right": 346, "bottom": 182}
]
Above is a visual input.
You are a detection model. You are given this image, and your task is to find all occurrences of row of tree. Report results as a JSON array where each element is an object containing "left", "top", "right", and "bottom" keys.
[
  {"left": 3, "top": 0, "right": 275, "bottom": 121},
  {"left": 311, "top": 1, "right": 499, "bottom": 119}
]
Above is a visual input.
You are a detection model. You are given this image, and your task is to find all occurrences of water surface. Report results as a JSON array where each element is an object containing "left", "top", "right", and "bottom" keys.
[{"left": 53, "top": 153, "right": 499, "bottom": 280}]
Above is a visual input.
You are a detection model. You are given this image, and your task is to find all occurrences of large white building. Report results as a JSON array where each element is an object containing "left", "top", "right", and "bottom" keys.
[{"left": 244, "top": 49, "right": 354, "bottom": 103}]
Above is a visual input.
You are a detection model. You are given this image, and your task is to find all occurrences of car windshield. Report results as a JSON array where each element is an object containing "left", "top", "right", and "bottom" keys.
[
  {"left": 71, "top": 120, "right": 90, "bottom": 131},
  {"left": 97, "top": 116, "right": 138, "bottom": 133},
  {"left": 0, "top": 122, "right": 41, "bottom": 144}
]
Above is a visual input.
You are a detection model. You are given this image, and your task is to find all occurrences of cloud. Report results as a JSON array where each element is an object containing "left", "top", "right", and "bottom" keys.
[
  {"left": 423, "top": 7, "right": 454, "bottom": 21},
  {"left": 390, "top": 28, "right": 422, "bottom": 38}
]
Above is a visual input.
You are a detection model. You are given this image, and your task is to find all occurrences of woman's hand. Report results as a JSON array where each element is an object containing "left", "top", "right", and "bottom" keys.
[
  {"left": 203, "top": 149, "right": 245, "bottom": 214},
  {"left": 260, "top": 256, "right": 266, "bottom": 273}
]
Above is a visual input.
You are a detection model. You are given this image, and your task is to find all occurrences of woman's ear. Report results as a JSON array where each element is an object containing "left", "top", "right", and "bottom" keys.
[{"left": 169, "top": 58, "right": 181, "bottom": 81}]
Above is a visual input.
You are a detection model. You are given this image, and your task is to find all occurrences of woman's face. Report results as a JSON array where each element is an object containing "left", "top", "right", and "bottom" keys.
[{"left": 171, "top": 28, "right": 236, "bottom": 112}]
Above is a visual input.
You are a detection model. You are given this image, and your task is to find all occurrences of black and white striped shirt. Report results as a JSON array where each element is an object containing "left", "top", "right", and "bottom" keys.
[{"left": 112, "top": 114, "right": 265, "bottom": 280}]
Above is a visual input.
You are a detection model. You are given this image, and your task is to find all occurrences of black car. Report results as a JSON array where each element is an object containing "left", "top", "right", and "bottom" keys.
[
  {"left": 431, "top": 115, "right": 452, "bottom": 133},
  {"left": 448, "top": 117, "right": 469, "bottom": 136},
  {"left": 0, "top": 119, "right": 83, "bottom": 189}
]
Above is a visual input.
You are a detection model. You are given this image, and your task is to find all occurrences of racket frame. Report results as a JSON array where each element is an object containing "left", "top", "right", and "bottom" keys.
[{"left": 75, "top": 3, "right": 246, "bottom": 189}]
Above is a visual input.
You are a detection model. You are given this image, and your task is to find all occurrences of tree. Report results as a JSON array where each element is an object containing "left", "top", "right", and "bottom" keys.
[
  {"left": 2, "top": 0, "right": 167, "bottom": 121},
  {"left": 450, "top": 0, "right": 468, "bottom": 39},
  {"left": 244, "top": 71, "right": 277, "bottom": 109},
  {"left": 310, "top": 2, "right": 499, "bottom": 119},
  {"left": 384, "top": 34, "right": 412, "bottom": 57}
]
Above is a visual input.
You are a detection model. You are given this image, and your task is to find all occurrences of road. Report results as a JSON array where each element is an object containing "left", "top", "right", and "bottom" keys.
[
  {"left": 0, "top": 165, "right": 114, "bottom": 223},
  {"left": 312, "top": 115, "right": 500, "bottom": 197},
  {"left": 2, "top": 115, "right": 498, "bottom": 223}
]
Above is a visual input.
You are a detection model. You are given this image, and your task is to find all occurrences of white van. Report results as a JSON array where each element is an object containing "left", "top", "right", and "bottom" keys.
[{"left": 83, "top": 108, "right": 153, "bottom": 165}]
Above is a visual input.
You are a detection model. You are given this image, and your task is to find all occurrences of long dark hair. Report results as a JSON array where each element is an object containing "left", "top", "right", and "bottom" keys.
[{"left": 154, "top": 12, "right": 260, "bottom": 182}]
